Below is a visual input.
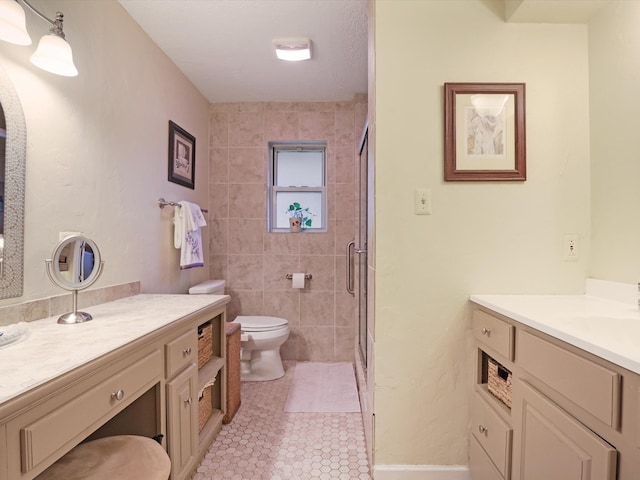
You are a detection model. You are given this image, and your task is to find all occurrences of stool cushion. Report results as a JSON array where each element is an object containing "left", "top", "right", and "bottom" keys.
[{"left": 38, "top": 435, "right": 170, "bottom": 480}]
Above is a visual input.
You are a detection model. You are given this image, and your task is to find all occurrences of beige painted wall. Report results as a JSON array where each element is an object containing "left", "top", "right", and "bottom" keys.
[
  {"left": 0, "top": 0, "right": 210, "bottom": 308},
  {"left": 588, "top": 1, "right": 640, "bottom": 283},
  {"left": 372, "top": 0, "right": 590, "bottom": 466}
]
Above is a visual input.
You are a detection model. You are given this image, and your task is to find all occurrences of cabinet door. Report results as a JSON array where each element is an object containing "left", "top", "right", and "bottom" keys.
[
  {"left": 167, "top": 363, "right": 198, "bottom": 480},
  {"left": 470, "top": 435, "right": 504, "bottom": 480},
  {"left": 513, "top": 380, "right": 617, "bottom": 480}
]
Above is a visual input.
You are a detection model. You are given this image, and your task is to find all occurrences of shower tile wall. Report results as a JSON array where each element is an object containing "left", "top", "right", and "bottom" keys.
[{"left": 208, "top": 97, "right": 367, "bottom": 362}]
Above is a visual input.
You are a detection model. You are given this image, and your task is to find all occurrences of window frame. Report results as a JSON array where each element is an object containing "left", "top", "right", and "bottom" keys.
[{"left": 267, "top": 141, "right": 328, "bottom": 233}]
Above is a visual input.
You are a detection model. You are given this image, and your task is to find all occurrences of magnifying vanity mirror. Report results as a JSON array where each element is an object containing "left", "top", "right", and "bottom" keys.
[{"left": 46, "top": 235, "right": 105, "bottom": 324}]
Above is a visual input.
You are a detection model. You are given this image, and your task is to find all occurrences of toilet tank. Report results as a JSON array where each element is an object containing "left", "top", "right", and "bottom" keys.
[{"left": 188, "top": 279, "right": 226, "bottom": 295}]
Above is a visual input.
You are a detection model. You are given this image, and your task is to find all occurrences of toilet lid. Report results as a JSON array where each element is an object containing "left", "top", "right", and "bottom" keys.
[{"left": 233, "top": 316, "right": 288, "bottom": 332}]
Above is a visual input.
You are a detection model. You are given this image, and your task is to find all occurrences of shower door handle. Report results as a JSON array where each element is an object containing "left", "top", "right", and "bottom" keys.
[{"left": 346, "top": 240, "right": 355, "bottom": 296}]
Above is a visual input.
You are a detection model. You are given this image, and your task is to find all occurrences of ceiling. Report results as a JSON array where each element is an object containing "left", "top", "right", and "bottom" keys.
[{"left": 118, "top": 0, "right": 368, "bottom": 104}]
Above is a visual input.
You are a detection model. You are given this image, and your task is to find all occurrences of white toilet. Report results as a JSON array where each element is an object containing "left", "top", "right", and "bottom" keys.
[
  {"left": 188, "top": 280, "right": 290, "bottom": 382},
  {"left": 232, "top": 315, "right": 290, "bottom": 381}
]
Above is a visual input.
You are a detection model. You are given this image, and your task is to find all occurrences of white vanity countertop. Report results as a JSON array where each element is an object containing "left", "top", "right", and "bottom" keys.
[
  {"left": 0, "top": 294, "right": 229, "bottom": 405},
  {"left": 471, "top": 280, "right": 640, "bottom": 374}
]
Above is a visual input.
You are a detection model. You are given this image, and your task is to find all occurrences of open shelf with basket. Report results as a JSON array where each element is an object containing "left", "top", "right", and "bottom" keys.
[{"left": 196, "top": 312, "right": 226, "bottom": 451}]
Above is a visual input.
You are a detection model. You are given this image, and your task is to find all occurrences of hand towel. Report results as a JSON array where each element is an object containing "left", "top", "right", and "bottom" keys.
[{"left": 174, "top": 201, "right": 207, "bottom": 269}]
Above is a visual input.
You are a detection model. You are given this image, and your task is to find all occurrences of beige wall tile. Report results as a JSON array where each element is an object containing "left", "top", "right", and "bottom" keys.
[
  {"left": 335, "top": 291, "right": 356, "bottom": 327},
  {"left": 265, "top": 111, "right": 298, "bottom": 141},
  {"left": 262, "top": 290, "right": 300, "bottom": 325},
  {"left": 264, "top": 232, "right": 300, "bottom": 255},
  {"left": 228, "top": 254, "right": 264, "bottom": 290},
  {"left": 335, "top": 147, "right": 355, "bottom": 184},
  {"left": 228, "top": 184, "right": 267, "bottom": 219},
  {"left": 300, "top": 255, "right": 335, "bottom": 291},
  {"left": 228, "top": 112, "right": 265, "bottom": 147},
  {"left": 209, "top": 183, "right": 229, "bottom": 219},
  {"left": 335, "top": 110, "right": 355, "bottom": 148},
  {"left": 228, "top": 219, "right": 264, "bottom": 254},
  {"left": 227, "top": 289, "right": 264, "bottom": 320},
  {"left": 210, "top": 110, "right": 228, "bottom": 147},
  {"left": 298, "top": 111, "right": 335, "bottom": 141},
  {"left": 299, "top": 228, "right": 335, "bottom": 256},
  {"left": 335, "top": 184, "right": 355, "bottom": 220},
  {"left": 229, "top": 147, "right": 267, "bottom": 184},
  {"left": 210, "top": 147, "right": 229, "bottom": 184},
  {"left": 264, "top": 254, "right": 300, "bottom": 291},
  {"left": 209, "top": 98, "right": 364, "bottom": 362},
  {"left": 300, "top": 291, "right": 335, "bottom": 326},
  {"left": 294, "top": 326, "right": 334, "bottom": 360},
  {"left": 209, "top": 255, "right": 228, "bottom": 283}
]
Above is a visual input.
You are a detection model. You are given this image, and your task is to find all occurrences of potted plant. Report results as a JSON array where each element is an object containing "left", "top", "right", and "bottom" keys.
[{"left": 286, "top": 202, "right": 314, "bottom": 232}]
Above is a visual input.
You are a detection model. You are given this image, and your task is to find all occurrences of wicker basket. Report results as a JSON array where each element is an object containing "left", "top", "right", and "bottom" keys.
[
  {"left": 198, "top": 322, "right": 213, "bottom": 369},
  {"left": 487, "top": 357, "right": 512, "bottom": 408},
  {"left": 198, "top": 386, "right": 212, "bottom": 432}
]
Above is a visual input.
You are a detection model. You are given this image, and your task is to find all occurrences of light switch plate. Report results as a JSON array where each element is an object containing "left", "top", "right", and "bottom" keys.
[{"left": 415, "top": 188, "right": 431, "bottom": 215}]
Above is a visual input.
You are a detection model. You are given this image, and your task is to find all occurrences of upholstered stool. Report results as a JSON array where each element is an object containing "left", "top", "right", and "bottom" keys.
[{"left": 37, "top": 435, "right": 170, "bottom": 480}]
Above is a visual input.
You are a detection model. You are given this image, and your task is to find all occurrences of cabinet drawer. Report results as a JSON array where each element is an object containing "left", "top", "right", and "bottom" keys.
[
  {"left": 472, "top": 393, "right": 512, "bottom": 478},
  {"left": 15, "top": 349, "right": 162, "bottom": 475},
  {"left": 470, "top": 435, "right": 504, "bottom": 480},
  {"left": 473, "top": 309, "right": 514, "bottom": 360},
  {"left": 518, "top": 330, "right": 620, "bottom": 428},
  {"left": 165, "top": 329, "right": 198, "bottom": 379}
]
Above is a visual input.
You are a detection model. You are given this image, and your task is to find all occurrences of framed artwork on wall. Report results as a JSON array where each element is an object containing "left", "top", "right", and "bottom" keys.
[
  {"left": 168, "top": 120, "right": 196, "bottom": 189},
  {"left": 444, "top": 82, "right": 526, "bottom": 181}
]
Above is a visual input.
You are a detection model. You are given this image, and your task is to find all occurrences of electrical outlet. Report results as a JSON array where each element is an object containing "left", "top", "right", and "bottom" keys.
[
  {"left": 563, "top": 234, "right": 579, "bottom": 261},
  {"left": 59, "top": 231, "right": 82, "bottom": 241}
]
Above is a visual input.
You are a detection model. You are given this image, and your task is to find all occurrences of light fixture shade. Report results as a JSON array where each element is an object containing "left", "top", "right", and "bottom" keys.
[
  {"left": 30, "top": 34, "right": 78, "bottom": 77},
  {"left": 0, "top": 0, "right": 32, "bottom": 45},
  {"left": 273, "top": 38, "right": 311, "bottom": 62}
]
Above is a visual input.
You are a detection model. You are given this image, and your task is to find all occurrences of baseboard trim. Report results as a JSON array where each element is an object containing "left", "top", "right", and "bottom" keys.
[{"left": 373, "top": 464, "right": 471, "bottom": 480}]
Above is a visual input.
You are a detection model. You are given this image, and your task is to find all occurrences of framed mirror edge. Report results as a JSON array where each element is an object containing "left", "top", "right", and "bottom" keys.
[{"left": 0, "top": 64, "right": 26, "bottom": 300}]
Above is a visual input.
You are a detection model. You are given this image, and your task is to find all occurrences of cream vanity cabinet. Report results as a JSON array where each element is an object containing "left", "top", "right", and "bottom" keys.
[
  {"left": 0, "top": 295, "right": 229, "bottom": 480},
  {"left": 165, "top": 328, "right": 199, "bottom": 480},
  {"left": 470, "top": 304, "right": 640, "bottom": 480}
]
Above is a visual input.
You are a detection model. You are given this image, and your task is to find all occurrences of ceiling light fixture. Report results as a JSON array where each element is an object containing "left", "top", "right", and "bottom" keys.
[
  {"left": 0, "top": 0, "right": 78, "bottom": 76},
  {"left": 273, "top": 37, "right": 312, "bottom": 62}
]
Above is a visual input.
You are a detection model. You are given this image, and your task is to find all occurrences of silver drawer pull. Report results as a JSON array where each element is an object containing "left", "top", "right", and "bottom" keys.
[
  {"left": 183, "top": 347, "right": 192, "bottom": 356},
  {"left": 184, "top": 397, "right": 192, "bottom": 405},
  {"left": 481, "top": 327, "right": 491, "bottom": 335},
  {"left": 478, "top": 425, "right": 488, "bottom": 434},
  {"left": 111, "top": 389, "right": 125, "bottom": 401}
]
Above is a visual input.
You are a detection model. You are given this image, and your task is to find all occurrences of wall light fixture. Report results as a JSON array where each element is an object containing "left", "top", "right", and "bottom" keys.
[
  {"left": 273, "top": 38, "right": 312, "bottom": 62},
  {"left": 0, "top": 0, "right": 78, "bottom": 76}
]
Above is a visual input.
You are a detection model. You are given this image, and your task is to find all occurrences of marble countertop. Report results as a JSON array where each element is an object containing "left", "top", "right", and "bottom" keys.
[
  {"left": 471, "top": 280, "right": 640, "bottom": 374},
  {"left": 0, "top": 294, "right": 229, "bottom": 405}
]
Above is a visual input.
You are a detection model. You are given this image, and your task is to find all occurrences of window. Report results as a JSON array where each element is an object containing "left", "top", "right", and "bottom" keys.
[{"left": 268, "top": 142, "right": 327, "bottom": 232}]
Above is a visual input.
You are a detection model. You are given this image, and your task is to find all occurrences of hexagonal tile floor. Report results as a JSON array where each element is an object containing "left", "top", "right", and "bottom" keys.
[{"left": 192, "top": 361, "right": 371, "bottom": 480}]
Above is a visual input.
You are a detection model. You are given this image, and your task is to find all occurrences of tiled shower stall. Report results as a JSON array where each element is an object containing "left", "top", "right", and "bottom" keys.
[{"left": 208, "top": 96, "right": 367, "bottom": 362}]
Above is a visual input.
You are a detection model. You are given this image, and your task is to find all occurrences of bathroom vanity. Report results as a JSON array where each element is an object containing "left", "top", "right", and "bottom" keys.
[
  {"left": 469, "top": 283, "right": 640, "bottom": 480},
  {"left": 0, "top": 293, "right": 229, "bottom": 480}
]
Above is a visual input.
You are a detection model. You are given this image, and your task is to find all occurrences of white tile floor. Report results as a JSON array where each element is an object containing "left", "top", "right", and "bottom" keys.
[{"left": 192, "top": 362, "right": 371, "bottom": 480}]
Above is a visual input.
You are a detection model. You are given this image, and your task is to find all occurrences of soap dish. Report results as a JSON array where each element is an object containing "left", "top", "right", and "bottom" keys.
[{"left": 0, "top": 322, "right": 29, "bottom": 348}]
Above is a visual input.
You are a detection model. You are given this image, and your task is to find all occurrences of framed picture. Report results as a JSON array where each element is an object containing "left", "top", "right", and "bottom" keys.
[
  {"left": 444, "top": 82, "right": 526, "bottom": 181},
  {"left": 168, "top": 120, "right": 196, "bottom": 189}
]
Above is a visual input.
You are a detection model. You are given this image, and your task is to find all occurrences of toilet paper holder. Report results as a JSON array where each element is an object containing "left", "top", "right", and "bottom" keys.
[{"left": 285, "top": 273, "right": 312, "bottom": 280}]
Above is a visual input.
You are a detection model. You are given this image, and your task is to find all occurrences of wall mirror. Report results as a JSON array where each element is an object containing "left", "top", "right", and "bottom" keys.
[
  {"left": 0, "top": 66, "right": 26, "bottom": 300},
  {"left": 46, "top": 235, "right": 104, "bottom": 324}
]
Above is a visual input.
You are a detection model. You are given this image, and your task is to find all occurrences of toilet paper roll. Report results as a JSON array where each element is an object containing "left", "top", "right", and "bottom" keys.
[{"left": 291, "top": 273, "right": 306, "bottom": 289}]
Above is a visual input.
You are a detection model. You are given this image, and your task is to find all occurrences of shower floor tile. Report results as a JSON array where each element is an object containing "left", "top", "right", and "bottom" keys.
[{"left": 191, "top": 361, "right": 371, "bottom": 480}]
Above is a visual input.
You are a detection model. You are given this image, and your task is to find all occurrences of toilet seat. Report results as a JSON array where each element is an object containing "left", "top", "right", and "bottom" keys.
[{"left": 233, "top": 316, "right": 288, "bottom": 332}]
